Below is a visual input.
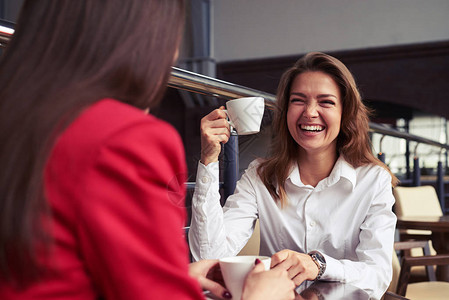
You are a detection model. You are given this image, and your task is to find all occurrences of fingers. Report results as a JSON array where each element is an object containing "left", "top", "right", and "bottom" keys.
[
  {"left": 201, "top": 113, "right": 230, "bottom": 137},
  {"left": 198, "top": 277, "right": 230, "bottom": 300},
  {"left": 190, "top": 259, "right": 231, "bottom": 300},
  {"left": 203, "top": 106, "right": 227, "bottom": 121},
  {"left": 248, "top": 259, "right": 267, "bottom": 275},
  {"left": 291, "top": 272, "right": 308, "bottom": 286},
  {"left": 276, "top": 255, "right": 305, "bottom": 284},
  {"left": 202, "top": 126, "right": 230, "bottom": 143},
  {"left": 205, "top": 261, "right": 225, "bottom": 285},
  {"left": 270, "top": 250, "right": 317, "bottom": 286},
  {"left": 201, "top": 107, "right": 229, "bottom": 130},
  {"left": 199, "top": 259, "right": 219, "bottom": 269},
  {"left": 271, "top": 249, "right": 290, "bottom": 268},
  {"left": 189, "top": 259, "right": 218, "bottom": 274},
  {"left": 263, "top": 267, "right": 296, "bottom": 300},
  {"left": 286, "top": 263, "right": 304, "bottom": 280},
  {"left": 200, "top": 107, "right": 231, "bottom": 165},
  {"left": 243, "top": 261, "right": 295, "bottom": 300}
]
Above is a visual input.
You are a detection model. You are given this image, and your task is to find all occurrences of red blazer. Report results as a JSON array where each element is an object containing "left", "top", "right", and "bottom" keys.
[{"left": 1, "top": 99, "right": 204, "bottom": 299}]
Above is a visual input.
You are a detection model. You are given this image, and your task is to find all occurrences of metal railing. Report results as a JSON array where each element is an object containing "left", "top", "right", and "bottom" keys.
[
  {"left": 1, "top": 23, "right": 448, "bottom": 210},
  {"left": 169, "top": 67, "right": 449, "bottom": 150},
  {"left": 169, "top": 67, "right": 276, "bottom": 105},
  {"left": 1, "top": 25, "right": 448, "bottom": 150}
]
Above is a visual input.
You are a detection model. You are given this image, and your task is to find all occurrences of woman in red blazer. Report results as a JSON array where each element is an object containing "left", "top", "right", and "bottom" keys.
[{"left": 0, "top": 1, "right": 294, "bottom": 299}]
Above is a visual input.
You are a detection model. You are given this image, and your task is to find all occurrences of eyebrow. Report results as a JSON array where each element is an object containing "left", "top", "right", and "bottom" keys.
[{"left": 290, "top": 92, "right": 337, "bottom": 99}]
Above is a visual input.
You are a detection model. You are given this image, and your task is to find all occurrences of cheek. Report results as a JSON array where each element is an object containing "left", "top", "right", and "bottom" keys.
[
  {"left": 329, "top": 115, "right": 342, "bottom": 135},
  {"left": 286, "top": 109, "right": 297, "bottom": 134}
]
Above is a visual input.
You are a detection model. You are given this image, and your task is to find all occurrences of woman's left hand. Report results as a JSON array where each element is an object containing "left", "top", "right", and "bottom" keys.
[
  {"left": 271, "top": 249, "right": 319, "bottom": 286},
  {"left": 189, "top": 260, "right": 230, "bottom": 299}
]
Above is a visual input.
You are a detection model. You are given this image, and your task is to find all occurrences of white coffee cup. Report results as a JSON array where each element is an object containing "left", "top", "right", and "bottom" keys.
[
  {"left": 224, "top": 97, "right": 265, "bottom": 135},
  {"left": 219, "top": 255, "right": 271, "bottom": 300}
]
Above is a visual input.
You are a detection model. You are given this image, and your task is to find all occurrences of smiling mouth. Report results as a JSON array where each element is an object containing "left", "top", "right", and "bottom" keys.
[{"left": 300, "top": 124, "right": 325, "bottom": 132}]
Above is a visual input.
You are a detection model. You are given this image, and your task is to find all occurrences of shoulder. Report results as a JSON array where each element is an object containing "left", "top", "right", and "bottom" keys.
[
  {"left": 238, "top": 158, "right": 267, "bottom": 186},
  {"left": 46, "top": 100, "right": 188, "bottom": 234},
  {"left": 71, "top": 99, "right": 180, "bottom": 143},
  {"left": 50, "top": 99, "right": 185, "bottom": 182},
  {"left": 245, "top": 158, "right": 266, "bottom": 177},
  {"left": 355, "top": 163, "right": 392, "bottom": 187},
  {"left": 247, "top": 158, "right": 264, "bottom": 169},
  {"left": 60, "top": 99, "right": 182, "bottom": 156}
]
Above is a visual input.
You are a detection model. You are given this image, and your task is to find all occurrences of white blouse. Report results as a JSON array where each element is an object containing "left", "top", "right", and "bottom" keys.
[{"left": 188, "top": 156, "right": 396, "bottom": 300}]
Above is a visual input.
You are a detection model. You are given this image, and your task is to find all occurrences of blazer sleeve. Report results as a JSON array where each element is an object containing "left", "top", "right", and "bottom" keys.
[{"left": 76, "top": 120, "right": 204, "bottom": 300}]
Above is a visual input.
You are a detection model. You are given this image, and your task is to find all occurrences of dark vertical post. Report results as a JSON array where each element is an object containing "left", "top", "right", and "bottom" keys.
[
  {"left": 378, "top": 153, "right": 385, "bottom": 164},
  {"left": 405, "top": 120, "right": 411, "bottom": 179},
  {"left": 437, "top": 161, "right": 445, "bottom": 213},
  {"left": 223, "top": 133, "right": 239, "bottom": 201},
  {"left": 446, "top": 119, "right": 449, "bottom": 170},
  {"left": 413, "top": 157, "right": 421, "bottom": 186},
  {"left": 378, "top": 135, "right": 385, "bottom": 164},
  {"left": 0, "top": 0, "right": 4, "bottom": 20}
]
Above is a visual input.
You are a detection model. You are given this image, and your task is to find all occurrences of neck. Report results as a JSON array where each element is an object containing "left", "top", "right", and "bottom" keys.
[{"left": 297, "top": 148, "right": 338, "bottom": 187}]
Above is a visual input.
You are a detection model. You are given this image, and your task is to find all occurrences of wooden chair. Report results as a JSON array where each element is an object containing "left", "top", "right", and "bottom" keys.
[
  {"left": 389, "top": 240, "right": 449, "bottom": 300},
  {"left": 393, "top": 185, "right": 443, "bottom": 279},
  {"left": 393, "top": 185, "right": 443, "bottom": 239},
  {"left": 237, "top": 219, "right": 260, "bottom": 256},
  {"left": 383, "top": 291, "right": 409, "bottom": 300}
]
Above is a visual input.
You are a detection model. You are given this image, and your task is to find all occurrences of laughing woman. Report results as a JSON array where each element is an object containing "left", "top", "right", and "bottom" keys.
[{"left": 189, "top": 52, "right": 398, "bottom": 299}]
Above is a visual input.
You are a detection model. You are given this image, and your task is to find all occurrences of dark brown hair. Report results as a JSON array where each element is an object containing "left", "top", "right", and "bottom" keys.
[
  {"left": 258, "top": 52, "right": 398, "bottom": 206},
  {"left": 0, "top": 0, "right": 184, "bottom": 284}
]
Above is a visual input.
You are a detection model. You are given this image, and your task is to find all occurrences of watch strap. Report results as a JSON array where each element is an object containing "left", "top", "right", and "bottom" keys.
[{"left": 308, "top": 251, "right": 326, "bottom": 280}]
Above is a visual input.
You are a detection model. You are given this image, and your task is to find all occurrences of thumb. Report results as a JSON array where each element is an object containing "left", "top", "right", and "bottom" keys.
[{"left": 249, "top": 259, "right": 267, "bottom": 275}]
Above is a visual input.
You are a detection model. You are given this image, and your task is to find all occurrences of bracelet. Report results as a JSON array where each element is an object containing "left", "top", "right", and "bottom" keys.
[{"left": 308, "top": 250, "right": 326, "bottom": 280}]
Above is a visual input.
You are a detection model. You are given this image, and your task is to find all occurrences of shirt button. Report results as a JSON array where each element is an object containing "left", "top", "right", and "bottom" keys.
[
  {"left": 201, "top": 176, "right": 210, "bottom": 184},
  {"left": 310, "top": 221, "right": 316, "bottom": 227}
]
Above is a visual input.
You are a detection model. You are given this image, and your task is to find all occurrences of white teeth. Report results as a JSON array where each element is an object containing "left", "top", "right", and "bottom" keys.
[{"left": 301, "top": 125, "right": 324, "bottom": 131}]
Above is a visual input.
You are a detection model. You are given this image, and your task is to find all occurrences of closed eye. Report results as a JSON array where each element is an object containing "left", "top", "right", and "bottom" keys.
[
  {"left": 290, "top": 97, "right": 306, "bottom": 104},
  {"left": 320, "top": 100, "right": 336, "bottom": 107}
]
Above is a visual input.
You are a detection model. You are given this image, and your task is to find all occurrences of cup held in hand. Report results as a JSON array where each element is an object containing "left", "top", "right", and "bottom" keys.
[
  {"left": 219, "top": 255, "right": 271, "bottom": 300},
  {"left": 224, "top": 97, "right": 264, "bottom": 135}
]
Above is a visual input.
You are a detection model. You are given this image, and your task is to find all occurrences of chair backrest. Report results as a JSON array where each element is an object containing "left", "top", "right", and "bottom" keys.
[
  {"left": 237, "top": 219, "right": 260, "bottom": 256},
  {"left": 393, "top": 185, "right": 443, "bottom": 218},
  {"left": 391, "top": 240, "right": 443, "bottom": 297},
  {"left": 389, "top": 249, "right": 401, "bottom": 293},
  {"left": 388, "top": 243, "right": 435, "bottom": 294},
  {"left": 382, "top": 291, "right": 409, "bottom": 300}
]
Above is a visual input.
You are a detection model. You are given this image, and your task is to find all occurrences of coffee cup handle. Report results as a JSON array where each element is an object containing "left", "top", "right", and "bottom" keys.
[{"left": 223, "top": 109, "right": 236, "bottom": 133}]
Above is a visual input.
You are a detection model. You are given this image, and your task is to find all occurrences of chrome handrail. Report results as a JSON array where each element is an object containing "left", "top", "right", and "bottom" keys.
[
  {"left": 1, "top": 26, "right": 448, "bottom": 150},
  {"left": 0, "top": 26, "right": 13, "bottom": 47},
  {"left": 169, "top": 67, "right": 449, "bottom": 150},
  {"left": 169, "top": 67, "right": 276, "bottom": 110},
  {"left": 369, "top": 123, "right": 449, "bottom": 150}
]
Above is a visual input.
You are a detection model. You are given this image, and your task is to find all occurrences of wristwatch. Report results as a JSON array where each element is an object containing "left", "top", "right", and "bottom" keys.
[{"left": 308, "top": 250, "right": 326, "bottom": 280}]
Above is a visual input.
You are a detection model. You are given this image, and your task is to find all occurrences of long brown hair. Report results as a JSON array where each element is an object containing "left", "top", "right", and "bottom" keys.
[
  {"left": 258, "top": 52, "right": 398, "bottom": 206},
  {"left": 0, "top": 0, "right": 184, "bottom": 284}
]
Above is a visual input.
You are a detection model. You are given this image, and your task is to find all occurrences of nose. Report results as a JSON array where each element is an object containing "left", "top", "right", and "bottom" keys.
[{"left": 303, "top": 102, "right": 319, "bottom": 119}]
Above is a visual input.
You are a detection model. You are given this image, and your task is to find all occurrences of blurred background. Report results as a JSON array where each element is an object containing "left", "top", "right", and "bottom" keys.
[{"left": 2, "top": 0, "right": 449, "bottom": 208}]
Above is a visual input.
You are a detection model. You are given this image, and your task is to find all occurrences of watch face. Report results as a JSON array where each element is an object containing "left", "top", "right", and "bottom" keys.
[
  {"left": 309, "top": 251, "right": 326, "bottom": 281},
  {"left": 310, "top": 251, "right": 326, "bottom": 264},
  {"left": 314, "top": 253, "right": 325, "bottom": 264}
]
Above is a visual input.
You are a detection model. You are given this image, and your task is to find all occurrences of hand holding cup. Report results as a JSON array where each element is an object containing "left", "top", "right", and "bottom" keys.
[
  {"left": 223, "top": 97, "right": 265, "bottom": 136},
  {"left": 200, "top": 107, "right": 230, "bottom": 166},
  {"left": 219, "top": 255, "right": 295, "bottom": 300},
  {"left": 200, "top": 97, "right": 265, "bottom": 166}
]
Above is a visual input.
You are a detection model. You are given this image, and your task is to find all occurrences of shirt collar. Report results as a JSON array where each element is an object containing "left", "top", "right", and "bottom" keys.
[
  {"left": 326, "top": 155, "right": 357, "bottom": 190},
  {"left": 287, "top": 155, "right": 357, "bottom": 190}
]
